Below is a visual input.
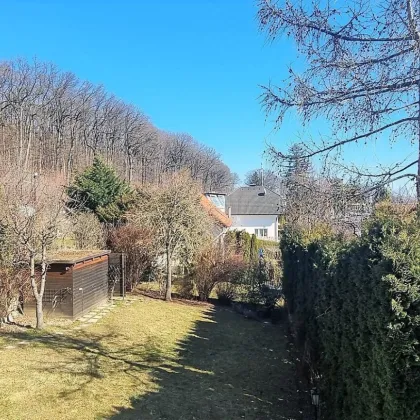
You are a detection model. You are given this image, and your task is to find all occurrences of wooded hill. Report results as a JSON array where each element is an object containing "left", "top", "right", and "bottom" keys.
[{"left": 0, "top": 59, "right": 235, "bottom": 191}]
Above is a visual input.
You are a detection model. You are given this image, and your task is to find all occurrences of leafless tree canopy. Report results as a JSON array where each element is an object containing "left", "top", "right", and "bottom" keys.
[
  {"left": 130, "top": 171, "right": 212, "bottom": 300},
  {"left": 0, "top": 59, "right": 236, "bottom": 192},
  {"left": 244, "top": 168, "right": 282, "bottom": 193},
  {"left": 0, "top": 170, "right": 66, "bottom": 328},
  {"left": 258, "top": 0, "right": 420, "bottom": 197}
]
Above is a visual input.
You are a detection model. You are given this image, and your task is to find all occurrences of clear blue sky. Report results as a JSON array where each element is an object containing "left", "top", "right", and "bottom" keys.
[{"left": 0, "top": 0, "right": 415, "bottom": 184}]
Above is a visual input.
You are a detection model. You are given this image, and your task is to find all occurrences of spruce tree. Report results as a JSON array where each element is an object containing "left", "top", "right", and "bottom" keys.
[{"left": 67, "top": 157, "right": 132, "bottom": 224}]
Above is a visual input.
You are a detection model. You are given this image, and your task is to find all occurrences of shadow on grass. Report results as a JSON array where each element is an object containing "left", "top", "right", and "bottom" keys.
[
  {"left": 108, "top": 307, "right": 310, "bottom": 420},
  {"left": 0, "top": 327, "right": 168, "bottom": 399},
  {"left": 1, "top": 306, "right": 311, "bottom": 420}
]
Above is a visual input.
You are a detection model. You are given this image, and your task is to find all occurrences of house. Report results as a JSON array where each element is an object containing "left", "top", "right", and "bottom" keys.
[
  {"left": 225, "top": 185, "right": 283, "bottom": 241},
  {"left": 25, "top": 250, "right": 111, "bottom": 319},
  {"left": 201, "top": 193, "right": 232, "bottom": 241}
]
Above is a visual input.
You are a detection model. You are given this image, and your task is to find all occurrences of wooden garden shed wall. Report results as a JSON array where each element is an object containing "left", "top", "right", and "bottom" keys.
[
  {"left": 72, "top": 256, "right": 109, "bottom": 317},
  {"left": 24, "top": 251, "right": 110, "bottom": 320},
  {"left": 41, "top": 263, "right": 73, "bottom": 318}
]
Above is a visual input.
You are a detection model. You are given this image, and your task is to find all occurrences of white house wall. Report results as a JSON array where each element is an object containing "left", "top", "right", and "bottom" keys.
[{"left": 229, "top": 214, "right": 278, "bottom": 241}]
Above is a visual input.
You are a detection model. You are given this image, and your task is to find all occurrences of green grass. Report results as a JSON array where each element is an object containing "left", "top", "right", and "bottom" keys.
[{"left": 0, "top": 297, "right": 305, "bottom": 420}]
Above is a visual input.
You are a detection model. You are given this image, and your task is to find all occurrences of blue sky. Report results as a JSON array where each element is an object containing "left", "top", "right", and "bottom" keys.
[{"left": 0, "top": 0, "right": 415, "bottom": 183}]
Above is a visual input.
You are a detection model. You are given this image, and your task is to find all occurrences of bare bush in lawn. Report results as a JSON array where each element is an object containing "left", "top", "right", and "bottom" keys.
[
  {"left": 107, "top": 224, "right": 157, "bottom": 290},
  {"left": 0, "top": 268, "right": 31, "bottom": 324},
  {"left": 192, "top": 243, "right": 247, "bottom": 302}
]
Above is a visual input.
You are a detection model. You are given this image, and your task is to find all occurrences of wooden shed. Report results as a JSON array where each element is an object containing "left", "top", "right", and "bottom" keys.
[{"left": 25, "top": 250, "right": 111, "bottom": 320}]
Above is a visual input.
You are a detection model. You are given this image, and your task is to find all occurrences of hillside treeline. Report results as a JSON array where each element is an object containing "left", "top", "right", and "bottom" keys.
[{"left": 0, "top": 59, "right": 235, "bottom": 191}]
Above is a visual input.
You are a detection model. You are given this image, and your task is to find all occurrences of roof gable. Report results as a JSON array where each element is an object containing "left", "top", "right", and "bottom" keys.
[
  {"left": 201, "top": 195, "right": 232, "bottom": 227},
  {"left": 226, "top": 186, "right": 283, "bottom": 215}
]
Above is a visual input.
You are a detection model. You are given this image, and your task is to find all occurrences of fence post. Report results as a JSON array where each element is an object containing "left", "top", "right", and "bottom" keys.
[{"left": 121, "top": 253, "right": 126, "bottom": 300}]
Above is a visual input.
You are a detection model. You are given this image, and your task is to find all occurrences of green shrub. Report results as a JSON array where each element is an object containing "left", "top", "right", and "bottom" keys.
[
  {"left": 215, "top": 282, "right": 237, "bottom": 305},
  {"left": 243, "top": 261, "right": 282, "bottom": 311},
  {"left": 281, "top": 204, "right": 420, "bottom": 420}
]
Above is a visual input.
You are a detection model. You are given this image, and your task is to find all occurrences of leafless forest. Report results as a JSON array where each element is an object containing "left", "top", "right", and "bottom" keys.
[{"left": 0, "top": 59, "right": 236, "bottom": 191}]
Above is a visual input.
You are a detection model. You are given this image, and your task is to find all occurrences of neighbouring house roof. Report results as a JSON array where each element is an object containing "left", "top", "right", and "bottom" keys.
[
  {"left": 204, "top": 192, "right": 226, "bottom": 212},
  {"left": 47, "top": 250, "right": 111, "bottom": 265},
  {"left": 201, "top": 195, "right": 232, "bottom": 227},
  {"left": 226, "top": 185, "right": 283, "bottom": 215}
]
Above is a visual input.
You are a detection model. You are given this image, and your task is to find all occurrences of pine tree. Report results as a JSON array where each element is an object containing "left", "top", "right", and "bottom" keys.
[
  {"left": 285, "top": 143, "right": 311, "bottom": 180},
  {"left": 67, "top": 157, "right": 133, "bottom": 224}
]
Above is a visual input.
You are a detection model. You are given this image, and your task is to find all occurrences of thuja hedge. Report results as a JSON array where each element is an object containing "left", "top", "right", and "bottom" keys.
[{"left": 281, "top": 204, "right": 420, "bottom": 420}]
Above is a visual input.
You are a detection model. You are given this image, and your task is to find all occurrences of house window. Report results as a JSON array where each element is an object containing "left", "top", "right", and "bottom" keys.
[{"left": 255, "top": 229, "right": 268, "bottom": 238}]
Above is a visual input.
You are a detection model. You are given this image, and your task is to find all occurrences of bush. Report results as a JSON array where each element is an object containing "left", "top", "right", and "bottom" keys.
[
  {"left": 72, "top": 213, "right": 105, "bottom": 249},
  {"left": 243, "top": 261, "right": 282, "bottom": 311},
  {"left": 281, "top": 204, "right": 420, "bottom": 420},
  {"left": 191, "top": 243, "right": 246, "bottom": 301},
  {"left": 107, "top": 224, "right": 157, "bottom": 289},
  {"left": 0, "top": 226, "right": 31, "bottom": 323},
  {"left": 0, "top": 268, "right": 30, "bottom": 323},
  {"left": 176, "top": 276, "right": 195, "bottom": 299},
  {"left": 215, "top": 282, "right": 238, "bottom": 305}
]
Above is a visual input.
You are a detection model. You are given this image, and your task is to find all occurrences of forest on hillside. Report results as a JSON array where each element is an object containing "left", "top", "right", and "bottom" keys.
[{"left": 0, "top": 59, "right": 236, "bottom": 191}]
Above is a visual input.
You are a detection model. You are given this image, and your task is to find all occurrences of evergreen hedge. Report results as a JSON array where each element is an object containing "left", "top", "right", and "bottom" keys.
[{"left": 281, "top": 203, "right": 420, "bottom": 419}]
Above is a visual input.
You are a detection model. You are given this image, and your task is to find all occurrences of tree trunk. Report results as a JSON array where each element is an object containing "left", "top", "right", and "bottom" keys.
[
  {"left": 417, "top": 78, "right": 420, "bottom": 203},
  {"left": 166, "top": 248, "right": 172, "bottom": 301},
  {"left": 127, "top": 149, "right": 133, "bottom": 183},
  {"left": 35, "top": 297, "right": 44, "bottom": 329},
  {"left": 29, "top": 247, "right": 47, "bottom": 329}
]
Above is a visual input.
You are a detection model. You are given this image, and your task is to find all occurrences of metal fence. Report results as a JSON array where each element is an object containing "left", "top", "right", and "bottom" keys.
[{"left": 108, "top": 253, "right": 126, "bottom": 298}]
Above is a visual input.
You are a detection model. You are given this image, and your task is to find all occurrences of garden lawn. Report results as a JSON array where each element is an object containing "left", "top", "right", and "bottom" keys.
[{"left": 0, "top": 297, "right": 305, "bottom": 420}]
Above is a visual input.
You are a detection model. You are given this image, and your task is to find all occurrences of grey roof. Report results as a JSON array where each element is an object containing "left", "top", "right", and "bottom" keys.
[{"left": 226, "top": 186, "right": 283, "bottom": 215}]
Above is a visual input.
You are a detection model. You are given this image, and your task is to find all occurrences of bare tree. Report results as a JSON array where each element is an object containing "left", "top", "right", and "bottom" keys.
[
  {"left": 0, "top": 170, "right": 65, "bottom": 329},
  {"left": 244, "top": 168, "right": 282, "bottom": 193},
  {"left": 258, "top": 0, "right": 420, "bottom": 198},
  {"left": 275, "top": 143, "right": 373, "bottom": 234},
  {"left": 130, "top": 172, "right": 212, "bottom": 301},
  {"left": 0, "top": 58, "right": 236, "bottom": 192},
  {"left": 71, "top": 212, "right": 105, "bottom": 249}
]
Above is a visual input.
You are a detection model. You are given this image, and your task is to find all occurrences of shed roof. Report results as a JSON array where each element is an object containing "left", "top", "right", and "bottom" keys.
[
  {"left": 226, "top": 186, "right": 283, "bottom": 215},
  {"left": 47, "top": 250, "right": 111, "bottom": 265}
]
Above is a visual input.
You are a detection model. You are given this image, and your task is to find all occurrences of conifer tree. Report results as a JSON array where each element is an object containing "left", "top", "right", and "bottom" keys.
[{"left": 67, "top": 157, "right": 133, "bottom": 224}]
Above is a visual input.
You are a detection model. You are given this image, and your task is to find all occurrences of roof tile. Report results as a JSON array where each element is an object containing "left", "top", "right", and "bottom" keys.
[{"left": 226, "top": 186, "right": 283, "bottom": 215}]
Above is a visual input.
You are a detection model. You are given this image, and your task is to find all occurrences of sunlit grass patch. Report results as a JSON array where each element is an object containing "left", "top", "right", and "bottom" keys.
[{"left": 0, "top": 296, "right": 303, "bottom": 420}]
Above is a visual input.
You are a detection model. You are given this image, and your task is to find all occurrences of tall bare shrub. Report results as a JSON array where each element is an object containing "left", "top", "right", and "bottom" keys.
[
  {"left": 107, "top": 224, "right": 157, "bottom": 289},
  {"left": 192, "top": 243, "right": 246, "bottom": 301}
]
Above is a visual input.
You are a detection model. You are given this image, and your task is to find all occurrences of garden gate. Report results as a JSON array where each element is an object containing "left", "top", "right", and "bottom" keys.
[{"left": 108, "top": 253, "right": 126, "bottom": 298}]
